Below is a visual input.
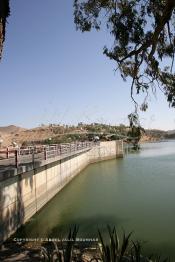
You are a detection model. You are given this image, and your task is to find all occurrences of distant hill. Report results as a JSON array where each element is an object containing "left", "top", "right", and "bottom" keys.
[
  {"left": 164, "top": 129, "right": 175, "bottom": 138},
  {"left": 166, "top": 130, "right": 175, "bottom": 135},
  {"left": 0, "top": 125, "right": 26, "bottom": 134},
  {"left": 0, "top": 124, "right": 58, "bottom": 147},
  {"left": 140, "top": 129, "right": 166, "bottom": 143},
  {"left": 0, "top": 123, "right": 171, "bottom": 148}
]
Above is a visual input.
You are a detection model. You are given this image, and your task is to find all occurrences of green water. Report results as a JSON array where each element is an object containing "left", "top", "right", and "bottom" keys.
[{"left": 16, "top": 141, "right": 175, "bottom": 258}]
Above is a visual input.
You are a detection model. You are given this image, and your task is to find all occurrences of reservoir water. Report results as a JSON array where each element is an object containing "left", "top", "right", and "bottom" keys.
[{"left": 16, "top": 141, "right": 175, "bottom": 259}]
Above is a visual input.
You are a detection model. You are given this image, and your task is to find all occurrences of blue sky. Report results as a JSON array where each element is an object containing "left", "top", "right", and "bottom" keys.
[{"left": 0, "top": 0, "right": 175, "bottom": 130}]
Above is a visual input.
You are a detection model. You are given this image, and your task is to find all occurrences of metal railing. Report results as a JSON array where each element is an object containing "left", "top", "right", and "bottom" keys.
[{"left": 0, "top": 141, "right": 96, "bottom": 170}]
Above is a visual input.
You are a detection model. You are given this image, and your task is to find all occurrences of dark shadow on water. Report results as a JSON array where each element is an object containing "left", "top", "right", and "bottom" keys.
[
  {"left": 143, "top": 240, "right": 175, "bottom": 261},
  {"left": 14, "top": 213, "right": 129, "bottom": 238},
  {"left": 46, "top": 215, "right": 130, "bottom": 240}
]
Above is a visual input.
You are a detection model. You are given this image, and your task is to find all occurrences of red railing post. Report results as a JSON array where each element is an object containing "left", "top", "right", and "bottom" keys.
[
  {"left": 15, "top": 150, "right": 18, "bottom": 168},
  {"left": 32, "top": 150, "right": 35, "bottom": 168},
  {"left": 6, "top": 147, "right": 9, "bottom": 159},
  {"left": 44, "top": 148, "right": 47, "bottom": 160}
]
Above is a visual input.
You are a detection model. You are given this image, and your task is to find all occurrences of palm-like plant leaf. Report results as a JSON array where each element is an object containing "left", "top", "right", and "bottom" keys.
[
  {"left": 62, "top": 225, "right": 79, "bottom": 262},
  {"left": 119, "top": 232, "right": 132, "bottom": 261}
]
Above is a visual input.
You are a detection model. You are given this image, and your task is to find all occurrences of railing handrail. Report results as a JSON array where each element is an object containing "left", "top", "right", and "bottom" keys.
[
  {"left": 0, "top": 141, "right": 96, "bottom": 167},
  {"left": 0, "top": 140, "right": 123, "bottom": 173}
]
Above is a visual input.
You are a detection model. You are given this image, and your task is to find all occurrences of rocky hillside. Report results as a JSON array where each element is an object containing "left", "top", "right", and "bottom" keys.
[
  {"left": 0, "top": 125, "right": 26, "bottom": 134},
  {"left": 141, "top": 129, "right": 166, "bottom": 142},
  {"left": 0, "top": 125, "right": 55, "bottom": 147},
  {"left": 0, "top": 123, "right": 169, "bottom": 148}
]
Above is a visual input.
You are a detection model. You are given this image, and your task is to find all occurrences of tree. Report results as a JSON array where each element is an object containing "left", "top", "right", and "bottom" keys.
[
  {"left": 0, "top": 0, "right": 10, "bottom": 59},
  {"left": 127, "top": 112, "right": 144, "bottom": 148},
  {"left": 74, "top": 0, "right": 175, "bottom": 110}
]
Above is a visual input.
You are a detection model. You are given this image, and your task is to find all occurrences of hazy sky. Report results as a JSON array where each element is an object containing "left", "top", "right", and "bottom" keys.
[{"left": 1, "top": 0, "right": 175, "bottom": 130}]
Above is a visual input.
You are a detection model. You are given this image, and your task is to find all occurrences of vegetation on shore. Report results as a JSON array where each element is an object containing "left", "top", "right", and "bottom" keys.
[{"left": 0, "top": 122, "right": 171, "bottom": 148}]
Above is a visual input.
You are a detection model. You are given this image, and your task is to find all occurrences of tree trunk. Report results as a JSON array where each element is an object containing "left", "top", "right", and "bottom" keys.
[{"left": 0, "top": 18, "right": 3, "bottom": 59}]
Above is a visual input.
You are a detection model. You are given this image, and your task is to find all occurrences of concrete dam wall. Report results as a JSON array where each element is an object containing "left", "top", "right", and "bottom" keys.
[{"left": 0, "top": 141, "right": 123, "bottom": 242}]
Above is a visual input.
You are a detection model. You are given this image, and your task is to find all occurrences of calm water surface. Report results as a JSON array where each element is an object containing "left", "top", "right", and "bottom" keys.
[{"left": 16, "top": 141, "right": 175, "bottom": 258}]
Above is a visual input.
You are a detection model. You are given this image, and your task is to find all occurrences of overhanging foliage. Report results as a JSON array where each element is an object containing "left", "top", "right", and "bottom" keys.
[{"left": 74, "top": 0, "right": 175, "bottom": 110}]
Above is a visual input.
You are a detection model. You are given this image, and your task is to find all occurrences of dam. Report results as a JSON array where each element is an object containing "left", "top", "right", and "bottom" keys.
[{"left": 0, "top": 140, "right": 123, "bottom": 243}]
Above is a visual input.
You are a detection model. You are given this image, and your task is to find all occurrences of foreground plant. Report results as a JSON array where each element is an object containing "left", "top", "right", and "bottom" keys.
[
  {"left": 40, "top": 225, "right": 79, "bottom": 262},
  {"left": 98, "top": 226, "right": 169, "bottom": 262},
  {"left": 40, "top": 225, "right": 170, "bottom": 262},
  {"left": 98, "top": 226, "right": 132, "bottom": 262}
]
